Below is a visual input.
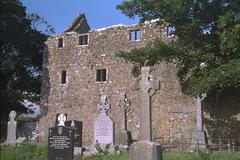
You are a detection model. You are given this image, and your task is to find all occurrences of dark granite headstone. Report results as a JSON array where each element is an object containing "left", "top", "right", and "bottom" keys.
[
  {"left": 65, "top": 120, "right": 82, "bottom": 147},
  {"left": 48, "top": 126, "right": 74, "bottom": 160}
]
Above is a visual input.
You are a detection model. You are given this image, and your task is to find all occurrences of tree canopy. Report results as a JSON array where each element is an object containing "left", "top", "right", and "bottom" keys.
[
  {"left": 117, "top": 0, "right": 240, "bottom": 96},
  {"left": 0, "top": 0, "right": 53, "bottom": 140}
]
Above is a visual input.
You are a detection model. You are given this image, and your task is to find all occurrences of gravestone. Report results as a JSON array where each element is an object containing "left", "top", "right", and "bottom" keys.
[
  {"left": 48, "top": 113, "right": 74, "bottom": 160},
  {"left": 7, "top": 111, "right": 17, "bottom": 144},
  {"left": 65, "top": 120, "right": 82, "bottom": 147},
  {"left": 65, "top": 120, "right": 83, "bottom": 155},
  {"left": 94, "top": 95, "right": 114, "bottom": 147},
  {"left": 116, "top": 92, "right": 132, "bottom": 147},
  {"left": 130, "top": 66, "right": 162, "bottom": 160},
  {"left": 191, "top": 93, "right": 207, "bottom": 151}
]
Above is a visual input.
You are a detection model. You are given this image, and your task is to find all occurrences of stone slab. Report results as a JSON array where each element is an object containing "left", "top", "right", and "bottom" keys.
[
  {"left": 129, "top": 141, "right": 162, "bottom": 160},
  {"left": 16, "top": 137, "right": 27, "bottom": 143},
  {"left": 116, "top": 130, "right": 132, "bottom": 146}
]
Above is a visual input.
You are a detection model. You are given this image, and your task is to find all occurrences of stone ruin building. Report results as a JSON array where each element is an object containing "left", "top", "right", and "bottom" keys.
[{"left": 38, "top": 13, "right": 198, "bottom": 147}]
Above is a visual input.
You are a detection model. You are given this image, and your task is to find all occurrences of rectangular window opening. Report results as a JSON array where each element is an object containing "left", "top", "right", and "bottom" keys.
[
  {"left": 130, "top": 30, "right": 141, "bottom": 41},
  {"left": 79, "top": 34, "right": 88, "bottom": 45},
  {"left": 58, "top": 38, "right": 63, "bottom": 48},
  {"left": 96, "top": 69, "right": 106, "bottom": 82},
  {"left": 167, "top": 25, "right": 175, "bottom": 37},
  {"left": 61, "top": 70, "right": 67, "bottom": 84}
]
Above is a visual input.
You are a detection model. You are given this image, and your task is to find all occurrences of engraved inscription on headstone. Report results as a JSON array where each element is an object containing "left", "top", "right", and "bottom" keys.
[
  {"left": 94, "top": 96, "right": 114, "bottom": 146},
  {"left": 65, "top": 120, "right": 82, "bottom": 147},
  {"left": 48, "top": 126, "right": 74, "bottom": 160}
]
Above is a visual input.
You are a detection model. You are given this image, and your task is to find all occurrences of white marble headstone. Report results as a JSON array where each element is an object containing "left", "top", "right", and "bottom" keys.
[
  {"left": 94, "top": 115, "right": 114, "bottom": 145},
  {"left": 94, "top": 96, "right": 114, "bottom": 146}
]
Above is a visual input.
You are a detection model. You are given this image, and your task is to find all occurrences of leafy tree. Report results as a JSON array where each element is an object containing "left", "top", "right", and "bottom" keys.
[
  {"left": 0, "top": 0, "right": 53, "bottom": 140},
  {"left": 27, "top": 13, "right": 55, "bottom": 35},
  {"left": 116, "top": 0, "right": 240, "bottom": 96}
]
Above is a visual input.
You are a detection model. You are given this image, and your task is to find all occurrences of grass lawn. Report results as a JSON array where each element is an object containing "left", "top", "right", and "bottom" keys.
[
  {"left": 163, "top": 152, "right": 240, "bottom": 160},
  {"left": 0, "top": 144, "right": 47, "bottom": 160},
  {"left": 1, "top": 144, "right": 240, "bottom": 160}
]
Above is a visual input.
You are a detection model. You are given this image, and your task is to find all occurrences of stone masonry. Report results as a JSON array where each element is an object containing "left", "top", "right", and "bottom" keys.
[{"left": 39, "top": 14, "right": 195, "bottom": 146}]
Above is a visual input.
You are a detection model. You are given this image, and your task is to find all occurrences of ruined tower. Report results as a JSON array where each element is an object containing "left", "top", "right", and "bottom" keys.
[{"left": 39, "top": 14, "right": 195, "bottom": 146}]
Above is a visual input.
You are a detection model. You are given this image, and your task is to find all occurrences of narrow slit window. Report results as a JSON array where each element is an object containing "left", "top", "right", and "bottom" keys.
[
  {"left": 96, "top": 69, "right": 106, "bottom": 82},
  {"left": 58, "top": 38, "right": 63, "bottom": 48},
  {"left": 130, "top": 30, "right": 141, "bottom": 41},
  {"left": 61, "top": 70, "right": 67, "bottom": 84},
  {"left": 79, "top": 35, "right": 88, "bottom": 45}
]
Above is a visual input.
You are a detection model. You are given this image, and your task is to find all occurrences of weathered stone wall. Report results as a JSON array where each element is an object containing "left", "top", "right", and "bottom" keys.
[{"left": 39, "top": 21, "right": 195, "bottom": 146}]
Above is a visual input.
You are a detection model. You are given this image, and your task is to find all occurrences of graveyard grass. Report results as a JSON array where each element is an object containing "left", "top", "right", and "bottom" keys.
[
  {"left": 1, "top": 144, "right": 240, "bottom": 160},
  {"left": 0, "top": 144, "right": 47, "bottom": 160}
]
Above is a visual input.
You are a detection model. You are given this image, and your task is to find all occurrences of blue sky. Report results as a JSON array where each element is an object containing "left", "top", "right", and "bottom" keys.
[{"left": 21, "top": 0, "right": 139, "bottom": 34}]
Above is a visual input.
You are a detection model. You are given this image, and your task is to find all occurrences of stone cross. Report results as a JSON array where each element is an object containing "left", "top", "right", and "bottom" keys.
[
  {"left": 134, "top": 66, "right": 160, "bottom": 141},
  {"left": 57, "top": 113, "right": 67, "bottom": 126},
  {"left": 7, "top": 111, "right": 17, "bottom": 142},
  {"left": 193, "top": 93, "right": 207, "bottom": 131},
  {"left": 117, "top": 92, "right": 130, "bottom": 130},
  {"left": 97, "top": 95, "right": 110, "bottom": 115}
]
